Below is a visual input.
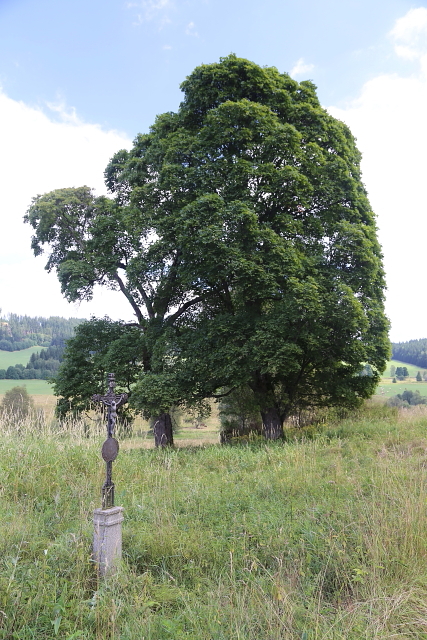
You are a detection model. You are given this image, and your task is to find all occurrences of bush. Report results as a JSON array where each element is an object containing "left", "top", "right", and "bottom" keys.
[
  {"left": 0, "top": 385, "right": 34, "bottom": 419},
  {"left": 386, "top": 390, "right": 427, "bottom": 408},
  {"left": 6, "top": 365, "right": 20, "bottom": 379}
]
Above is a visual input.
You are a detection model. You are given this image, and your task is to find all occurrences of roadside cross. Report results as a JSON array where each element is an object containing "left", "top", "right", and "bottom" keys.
[{"left": 92, "top": 373, "right": 128, "bottom": 509}]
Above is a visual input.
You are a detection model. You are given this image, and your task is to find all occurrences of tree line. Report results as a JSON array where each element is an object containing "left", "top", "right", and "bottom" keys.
[
  {"left": 0, "top": 313, "right": 83, "bottom": 352},
  {"left": 392, "top": 339, "right": 427, "bottom": 370},
  {"left": 0, "top": 316, "right": 84, "bottom": 380},
  {"left": 0, "top": 345, "right": 66, "bottom": 380},
  {"left": 24, "top": 55, "right": 390, "bottom": 444}
]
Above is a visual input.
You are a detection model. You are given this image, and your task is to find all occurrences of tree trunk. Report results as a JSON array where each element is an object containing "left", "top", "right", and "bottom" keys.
[
  {"left": 153, "top": 413, "right": 174, "bottom": 447},
  {"left": 260, "top": 407, "right": 283, "bottom": 440}
]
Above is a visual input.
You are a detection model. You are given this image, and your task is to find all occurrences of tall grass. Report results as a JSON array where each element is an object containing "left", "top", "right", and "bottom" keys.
[{"left": 1, "top": 404, "right": 427, "bottom": 638}]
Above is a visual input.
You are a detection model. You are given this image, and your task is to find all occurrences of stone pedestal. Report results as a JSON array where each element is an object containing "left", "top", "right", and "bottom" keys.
[{"left": 93, "top": 506, "right": 124, "bottom": 577}]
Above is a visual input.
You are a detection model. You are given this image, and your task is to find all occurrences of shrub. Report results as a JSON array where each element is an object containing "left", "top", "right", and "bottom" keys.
[
  {"left": 386, "top": 390, "right": 427, "bottom": 408},
  {"left": 6, "top": 365, "right": 20, "bottom": 379},
  {"left": 0, "top": 385, "right": 34, "bottom": 419},
  {"left": 0, "top": 339, "right": 13, "bottom": 351}
]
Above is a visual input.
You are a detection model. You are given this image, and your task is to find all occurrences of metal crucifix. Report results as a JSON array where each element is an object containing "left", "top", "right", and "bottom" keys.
[{"left": 92, "top": 373, "right": 128, "bottom": 509}]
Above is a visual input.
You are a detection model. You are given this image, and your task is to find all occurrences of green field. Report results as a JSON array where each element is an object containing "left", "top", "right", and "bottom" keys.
[
  {"left": 375, "top": 360, "right": 427, "bottom": 400},
  {"left": 0, "top": 345, "right": 45, "bottom": 369},
  {"left": 0, "top": 379, "right": 53, "bottom": 395},
  {"left": 376, "top": 380, "right": 427, "bottom": 398},
  {"left": 384, "top": 359, "right": 426, "bottom": 378},
  {"left": 1, "top": 403, "right": 427, "bottom": 638}
]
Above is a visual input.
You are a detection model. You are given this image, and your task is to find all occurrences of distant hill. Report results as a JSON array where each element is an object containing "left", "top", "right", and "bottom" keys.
[
  {"left": 392, "top": 339, "right": 427, "bottom": 370},
  {"left": 0, "top": 313, "right": 83, "bottom": 351},
  {"left": 0, "top": 314, "right": 85, "bottom": 380}
]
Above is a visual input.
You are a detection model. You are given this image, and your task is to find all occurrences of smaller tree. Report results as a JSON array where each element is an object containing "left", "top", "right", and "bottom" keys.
[
  {"left": 417, "top": 371, "right": 422, "bottom": 382},
  {"left": 395, "top": 367, "right": 408, "bottom": 381},
  {"left": 0, "top": 386, "right": 34, "bottom": 419},
  {"left": 390, "top": 365, "right": 396, "bottom": 378},
  {"left": 398, "top": 390, "right": 426, "bottom": 405}
]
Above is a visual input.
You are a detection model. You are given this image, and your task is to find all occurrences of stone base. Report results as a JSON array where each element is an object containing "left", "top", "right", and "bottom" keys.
[{"left": 93, "top": 506, "right": 124, "bottom": 577}]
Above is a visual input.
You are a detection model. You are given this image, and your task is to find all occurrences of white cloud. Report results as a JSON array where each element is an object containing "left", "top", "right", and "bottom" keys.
[
  {"left": 185, "top": 21, "right": 198, "bottom": 37},
  {"left": 327, "top": 8, "right": 427, "bottom": 341},
  {"left": 390, "top": 7, "right": 427, "bottom": 62},
  {"left": 0, "top": 90, "right": 134, "bottom": 321},
  {"left": 129, "top": 0, "right": 173, "bottom": 26},
  {"left": 290, "top": 58, "right": 314, "bottom": 78},
  {"left": 390, "top": 7, "right": 427, "bottom": 43}
]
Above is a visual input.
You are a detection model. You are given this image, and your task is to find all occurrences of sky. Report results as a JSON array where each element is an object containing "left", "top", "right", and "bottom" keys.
[{"left": 0, "top": 0, "right": 426, "bottom": 343}]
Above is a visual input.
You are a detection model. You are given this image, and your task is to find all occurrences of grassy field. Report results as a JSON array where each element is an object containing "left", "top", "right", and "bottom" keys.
[
  {"left": 384, "top": 359, "right": 426, "bottom": 378},
  {"left": 2, "top": 402, "right": 427, "bottom": 638},
  {"left": 373, "top": 360, "right": 427, "bottom": 401},
  {"left": 0, "top": 379, "right": 53, "bottom": 396},
  {"left": 375, "top": 380, "right": 427, "bottom": 398},
  {"left": 0, "top": 345, "right": 44, "bottom": 369}
]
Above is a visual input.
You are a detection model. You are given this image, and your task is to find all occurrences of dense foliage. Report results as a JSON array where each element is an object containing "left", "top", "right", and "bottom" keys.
[
  {"left": 25, "top": 55, "right": 389, "bottom": 440},
  {"left": 392, "top": 338, "right": 427, "bottom": 369},
  {"left": 53, "top": 318, "right": 143, "bottom": 421}
]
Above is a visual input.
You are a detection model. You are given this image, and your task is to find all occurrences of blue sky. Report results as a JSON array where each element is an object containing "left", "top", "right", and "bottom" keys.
[
  {"left": 0, "top": 0, "right": 417, "bottom": 135},
  {"left": 1, "top": 0, "right": 426, "bottom": 342}
]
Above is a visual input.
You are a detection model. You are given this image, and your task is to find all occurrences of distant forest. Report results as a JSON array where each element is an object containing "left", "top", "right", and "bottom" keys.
[
  {"left": 0, "top": 314, "right": 82, "bottom": 351},
  {"left": 0, "top": 314, "right": 84, "bottom": 380},
  {"left": 392, "top": 338, "right": 427, "bottom": 369}
]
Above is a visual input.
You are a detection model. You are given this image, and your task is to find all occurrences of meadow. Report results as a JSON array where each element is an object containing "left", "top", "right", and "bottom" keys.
[
  {"left": 375, "top": 381, "right": 427, "bottom": 398},
  {"left": 0, "top": 345, "right": 53, "bottom": 397},
  {"left": 0, "top": 379, "right": 53, "bottom": 396},
  {"left": 385, "top": 360, "right": 427, "bottom": 378},
  {"left": 2, "top": 401, "right": 427, "bottom": 639},
  {"left": 0, "top": 345, "right": 44, "bottom": 369}
]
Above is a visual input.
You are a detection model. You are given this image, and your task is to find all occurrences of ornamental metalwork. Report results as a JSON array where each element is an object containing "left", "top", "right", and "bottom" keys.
[{"left": 92, "top": 373, "right": 128, "bottom": 509}]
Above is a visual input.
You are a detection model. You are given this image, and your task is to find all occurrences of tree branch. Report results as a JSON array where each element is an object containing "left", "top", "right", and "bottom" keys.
[
  {"left": 136, "top": 284, "right": 155, "bottom": 320},
  {"left": 156, "top": 250, "right": 182, "bottom": 318},
  {"left": 165, "top": 296, "right": 204, "bottom": 327},
  {"left": 112, "top": 273, "right": 145, "bottom": 326}
]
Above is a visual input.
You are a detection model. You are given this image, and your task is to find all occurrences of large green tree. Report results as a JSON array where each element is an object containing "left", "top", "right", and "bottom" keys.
[{"left": 25, "top": 55, "right": 390, "bottom": 440}]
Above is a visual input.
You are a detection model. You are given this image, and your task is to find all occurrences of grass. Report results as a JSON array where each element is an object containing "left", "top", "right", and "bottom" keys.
[
  {"left": 2, "top": 402, "right": 427, "bottom": 638},
  {"left": 385, "top": 360, "right": 427, "bottom": 378},
  {"left": 373, "top": 360, "right": 427, "bottom": 401},
  {"left": 376, "top": 381, "right": 427, "bottom": 398},
  {"left": 0, "top": 379, "right": 53, "bottom": 396},
  {"left": 0, "top": 345, "right": 45, "bottom": 369}
]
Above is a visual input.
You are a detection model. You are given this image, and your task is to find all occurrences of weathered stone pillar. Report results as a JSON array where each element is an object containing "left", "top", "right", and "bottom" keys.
[{"left": 93, "top": 506, "right": 124, "bottom": 577}]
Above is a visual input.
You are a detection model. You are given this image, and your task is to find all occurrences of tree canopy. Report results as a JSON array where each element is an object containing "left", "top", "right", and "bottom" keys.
[{"left": 25, "top": 55, "right": 390, "bottom": 440}]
